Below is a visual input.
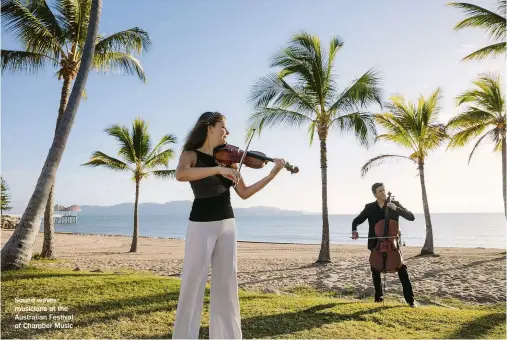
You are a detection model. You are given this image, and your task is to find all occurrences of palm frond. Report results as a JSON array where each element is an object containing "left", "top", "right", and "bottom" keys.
[
  {"left": 360, "top": 154, "right": 415, "bottom": 177},
  {"left": 448, "top": 1, "right": 506, "bottom": 40},
  {"left": 378, "top": 88, "right": 445, "bottom": 157},
  {"left": 329, "top": 112, "right": 377, "bottom": 148},
  {"left": 447, "top": 123, "right": 488, "bottom": 149},
  {"left": 493, "top": 131, "right": 503, "bottom": 151},
  {"left": 308, "top": 120, "right": 317, "bottom": 146},
  {"left": 291, "top": 32, "right": 327, "bottom": 104},
  {"left": 329, "top": 68, "right": 383, "bottom": 114},
  {"left": 324, "top": 36, "right": 343, "bottom": 89},
  {"left": 446, "top": 108, "right": 496, "bottom": 130},
  {"left": 386, "top": 94, "right": 415, "bottom": 119},
  {"left": 93, "top": 51, "right": 146, "bottom": 82},
  {"left": 420, "top": 87, "right": 443, "bottom": 127},
  {"left": 56, "top": 0, "right": 91, "bottom": 49},
  {"left": 272, "top": 46, "right": 318, "bottom": 92},
  {"left": 408, "top": 150, "right": 425, "bottom": 161},
  {"left": 27, "top": 0, "right": 65, "bottom": 43},
  {"left": 466, "top": 128, "right": 498, "bottom": 163},
  {"left": 246, "top": 108, "right": 314, "bottom": 137},
  {"left": 248, "top": 73, "right": 317, "bottom": 115},
  {"left": 95, "top": 27, "right": 151, "bottom": 55},
  {"left": 151, "top": 170, "right": 176, "bottom": 179},
  {"left": 82, "top": 151, "right": 132, "bottom": 171},
  {"left": 144, "top": 149, "right": 174, "bottom": 168},
  {"left": 375, "top": 113, "right": 417, "bottom": 150},
  {"left": 271, "top": 31, "right": 340, "bottom": 110},
  {"left": 144, "top": 134, "right": 177, "bottom": 162},
  {"left": 448, "top": 1, "right": 506, "bottom": 60},
  {"left": 422, "top": 124, "right": 448, "bottom": 152},
  {"left": 376, "top": 133, "right": 414, "bottom": 149},
  {"left": 448, "top": 73, "right": 504, "bottom": 149},
  {"left": 105, "top": 124, "right": 136, "bottom": 164},
  {"left": 456, "top": 73, "right": 504, "bottom": 115},
  {"left": 1, "top": 0, "right": 64, "bottom": 57},
  {"left": 54, "top": 0, "right": 78, "bottom": 37},
  {"left": 462, "top": 42, "right": 506, "bottom": 60},
  {"left": 132, "top": 118, "right": 151, "bottom": 161},
  {"left": 1, "top": 49, "right": 54, "bottom": 73}
]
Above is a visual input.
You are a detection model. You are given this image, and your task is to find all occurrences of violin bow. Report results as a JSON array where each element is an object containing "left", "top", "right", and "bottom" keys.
[
  {"left": 233, "top": 128, "right": 256, "bottom": 187},
  {"left": 238, "top": 128, "right": 256, "bottom": 172}
]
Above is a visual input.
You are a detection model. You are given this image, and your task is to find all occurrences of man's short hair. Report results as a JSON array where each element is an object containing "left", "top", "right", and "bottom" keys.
[{"left": 371, "top": 182, "right": 384, "bottom": 194}]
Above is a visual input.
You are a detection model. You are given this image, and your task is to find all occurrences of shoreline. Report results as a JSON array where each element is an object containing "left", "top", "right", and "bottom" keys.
[
  {"left": 7, "top": 230, "right": 504, "bottom": 250},
  {"left": 1, "top": 230, "right": 505, "bottom": 305}
]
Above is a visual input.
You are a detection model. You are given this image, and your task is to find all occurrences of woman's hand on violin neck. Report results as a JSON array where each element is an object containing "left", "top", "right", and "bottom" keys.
[{"left": 269, "top": 158, "right": 286, "bottom": 177}]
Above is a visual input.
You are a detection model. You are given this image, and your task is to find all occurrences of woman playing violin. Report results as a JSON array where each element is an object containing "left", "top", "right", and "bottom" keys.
[{"left": 171, "top": 111, "right": 285, "bottom": 339}]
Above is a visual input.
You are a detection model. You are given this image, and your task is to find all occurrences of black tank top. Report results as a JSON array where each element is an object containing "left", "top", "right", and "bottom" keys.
[{"left": 188, "top": 150, "right": 234, "bottom": 222}]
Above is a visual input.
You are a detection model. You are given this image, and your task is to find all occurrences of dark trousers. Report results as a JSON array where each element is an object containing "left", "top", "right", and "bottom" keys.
[{"left": 371, "top": 264, "right": 414, "bottom": 304}]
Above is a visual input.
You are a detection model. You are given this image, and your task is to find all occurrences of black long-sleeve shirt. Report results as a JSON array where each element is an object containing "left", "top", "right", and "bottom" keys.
[{"left": 351, "top": 200, "right": 415, "bottom": 250}]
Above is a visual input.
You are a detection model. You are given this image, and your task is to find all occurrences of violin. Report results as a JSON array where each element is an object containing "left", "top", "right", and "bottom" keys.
[
  {"left": 369, "top": 192, "right": 404, "bottom": 273},
  {"left": 213, "top": 144, "right": 299, "bottom": 174}
]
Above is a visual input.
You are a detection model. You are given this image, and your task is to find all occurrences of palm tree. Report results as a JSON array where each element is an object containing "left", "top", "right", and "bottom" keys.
[
  {"left": 82, "top": 118, "right": 177, "bottom": 252},
  {"left": 1, "top": 0, "right": 151, "bottom": 259},
  {"left": 448, "top": 0, "right": 506, "bottom": 60},
  {"left": 1, "top": 0, "right": 102, "bottom": 270},
  {"left": 446, "top": 73, "right": 506, "bottom": 216},
  {"left": 246, "top": 31, "right": 382, "bottom": 263},
  {"left": 1, "top": 177, "right": 13, "bottom": 215},
  {"left": 361, "top": 88, "right": 448, "bottom": 255}
]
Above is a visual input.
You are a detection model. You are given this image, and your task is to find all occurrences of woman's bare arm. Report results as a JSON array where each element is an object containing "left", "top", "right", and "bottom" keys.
[{"left": 175, "top": 151, "right": 219, "bottom": 182}]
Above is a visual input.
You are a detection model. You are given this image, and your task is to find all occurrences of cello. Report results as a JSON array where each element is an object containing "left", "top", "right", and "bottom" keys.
[{"left": 368, "top": 192, "right": 404, "bottom": 303}]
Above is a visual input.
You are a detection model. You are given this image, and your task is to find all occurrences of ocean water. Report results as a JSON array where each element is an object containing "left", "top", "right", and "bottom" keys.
[{"left": 40, "top": 213, "right": 506, "bottom": 249}]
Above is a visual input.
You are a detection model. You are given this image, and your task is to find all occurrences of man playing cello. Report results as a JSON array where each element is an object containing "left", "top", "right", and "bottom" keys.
[{"left": 351, "top": 182, "right": 417, "bottom": 307}]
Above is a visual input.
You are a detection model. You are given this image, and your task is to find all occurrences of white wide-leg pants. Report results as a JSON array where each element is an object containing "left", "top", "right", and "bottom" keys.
[{"left": 172, "top": 218, "right": 242, "bottom": 339}]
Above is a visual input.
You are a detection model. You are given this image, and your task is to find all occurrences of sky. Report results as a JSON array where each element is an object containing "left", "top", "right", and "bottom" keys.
[{"left": 1, "top": 0, "right": 505, "bottom": 214}]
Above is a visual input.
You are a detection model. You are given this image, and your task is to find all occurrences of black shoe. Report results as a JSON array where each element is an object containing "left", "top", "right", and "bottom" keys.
[
  {"left": 374, "top": 296, "right": 384, "bottom": 303},
  {"left": 409, "top": 301, "right": 418, "bottom": 308}
]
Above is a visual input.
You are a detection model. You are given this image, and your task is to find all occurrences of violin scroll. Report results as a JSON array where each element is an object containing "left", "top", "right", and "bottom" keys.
[{"left": 284, "top": 162, "right": 299, "bottom": 174}]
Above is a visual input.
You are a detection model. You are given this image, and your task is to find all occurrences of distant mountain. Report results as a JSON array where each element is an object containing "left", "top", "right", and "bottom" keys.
[{"left": 79, "top": 201, "right": 307, "bottom": 216}]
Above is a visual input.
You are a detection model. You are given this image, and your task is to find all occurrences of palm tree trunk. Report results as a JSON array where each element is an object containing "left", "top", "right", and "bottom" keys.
[
  {"left": 130, "top": 179, "right": 140, "bottom": 252},
  {"left": 317, "top": 136, "right": 331, "bottom": 263},
  {"left": 502, "top": 137, "right": 506, "bottom": 218},
  {"left": 41, "top": 77, "right": 72, "bottom": 259},
  {"left": 1, "top": 0, "right": 103, "bottom": 270},
  {"left": 419, "top": 162, "right": 434, "bottom": 255},
  {"left": 41, "top": 185, "right": 55, "bottom": 258},
  {"left": 56, "top": 77, "right": 72, "bottom": 129}
]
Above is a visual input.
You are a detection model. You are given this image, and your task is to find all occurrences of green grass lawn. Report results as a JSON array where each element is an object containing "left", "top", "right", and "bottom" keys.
[{"left": 1, "top": 264, "right": 505, "bottom": 339}]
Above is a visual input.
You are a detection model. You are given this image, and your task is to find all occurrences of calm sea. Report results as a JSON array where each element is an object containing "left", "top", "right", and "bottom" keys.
[{"left": 40, "top": 213, "right": 506, "bottom": 249}]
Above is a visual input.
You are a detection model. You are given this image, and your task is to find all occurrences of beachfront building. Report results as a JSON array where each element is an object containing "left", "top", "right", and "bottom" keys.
[{"left": 53, "top": 205, "right": 81, "bottom": 224}]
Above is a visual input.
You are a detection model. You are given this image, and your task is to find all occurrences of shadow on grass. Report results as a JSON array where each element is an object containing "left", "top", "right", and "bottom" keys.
[
  {"left": 1, "top": 268, "right": 183, "bottom": 339},
  {"left": 2, "top": 290, "right": 180, "bottom": 339},
  {"left": 449, "top": 312, "right": 506, "bottom": 339},
  {"left": 1, "top": 271, "right": 122, "bottom": 281},
  {"left": 193, "top": 303, "right": 396, "bottom": 339}
]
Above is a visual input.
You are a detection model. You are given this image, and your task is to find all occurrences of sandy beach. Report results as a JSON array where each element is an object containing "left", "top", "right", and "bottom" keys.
[{"left": 1, "top": 230, "right": 505, "bottom": 305}]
